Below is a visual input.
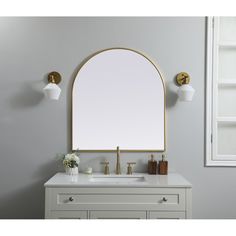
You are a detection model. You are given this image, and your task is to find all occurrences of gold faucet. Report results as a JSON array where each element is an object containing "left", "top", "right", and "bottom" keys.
[{"left": 115, "top": 146, "right": 121, "bottom": 175}]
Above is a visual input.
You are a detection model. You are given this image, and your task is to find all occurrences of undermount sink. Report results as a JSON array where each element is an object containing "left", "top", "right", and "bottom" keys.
[{"left": 89, "top": 175, "right": 146, "bottom": 183}]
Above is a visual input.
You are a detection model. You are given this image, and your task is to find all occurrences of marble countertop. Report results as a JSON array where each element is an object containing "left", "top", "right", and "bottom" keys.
[{"left": 44, "top": 172, "right": 192, "bottom": 188}]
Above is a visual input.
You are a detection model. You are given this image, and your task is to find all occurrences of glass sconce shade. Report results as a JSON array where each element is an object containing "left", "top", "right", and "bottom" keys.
[
  {"left": 177, "top": 84, "right": 195, "bottom": 102},
  {"left": 43, "top": 83, "right": 61, "bottom": 100},
  {"left": 44, "top": 71, "right": 62, "bottom": 100},
  {"left": 176, "top": 72, "right": 195, "bottom": 102}
]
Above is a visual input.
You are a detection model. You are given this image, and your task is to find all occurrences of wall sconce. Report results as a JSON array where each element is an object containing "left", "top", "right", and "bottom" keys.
[
  {"left": 176, "top": 72, "right": 195, "bottom": 102},
  {"left": 43, "top": 72, "right": 62, "bottom": 100}
]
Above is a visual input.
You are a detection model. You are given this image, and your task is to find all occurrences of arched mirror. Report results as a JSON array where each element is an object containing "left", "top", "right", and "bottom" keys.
[{"left": 72, "top": 48, "right": 165, "bottom": 152}]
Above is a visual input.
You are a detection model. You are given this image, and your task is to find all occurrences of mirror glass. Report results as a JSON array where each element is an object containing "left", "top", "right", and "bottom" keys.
[{"left": 72, "top": 48, "right": 165, "bottom": 151}]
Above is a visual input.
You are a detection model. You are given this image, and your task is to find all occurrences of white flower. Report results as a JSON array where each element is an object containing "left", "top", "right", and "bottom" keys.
[{"left": 64, "top": 152, "right": 80, "bottom": 164}]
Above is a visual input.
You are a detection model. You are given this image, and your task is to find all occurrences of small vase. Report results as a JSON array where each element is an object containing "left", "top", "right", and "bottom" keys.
[{"left": 65, "top": 167, "right": 79, "bottom": 175}]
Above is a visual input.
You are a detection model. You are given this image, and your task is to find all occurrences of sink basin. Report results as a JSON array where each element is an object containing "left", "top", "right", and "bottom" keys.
[{"left": 89, "top": 175, "right": 146, "bottom": 183}]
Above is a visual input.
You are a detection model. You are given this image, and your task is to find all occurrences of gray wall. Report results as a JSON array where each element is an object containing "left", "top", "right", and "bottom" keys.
[{"left": 0, "top": 17, "right": 235, "bottom": 219}]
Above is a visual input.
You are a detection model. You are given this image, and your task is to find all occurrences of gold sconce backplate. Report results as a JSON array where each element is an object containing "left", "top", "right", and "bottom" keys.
[
  {"left": 48, "top": 71, "right": 61, "bottom": 84},
  {"left": 176, "top": 72, "right": 190, "bottom": 86}
]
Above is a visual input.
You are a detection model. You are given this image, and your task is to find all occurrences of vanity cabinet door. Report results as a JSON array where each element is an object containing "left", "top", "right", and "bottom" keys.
[
  {"left": 149, "top": 211, "right": 185, "bottom": 219},
  {"left": 49, "top": 211, "right": 88, "bottom": 219},
  {"left": 89, "top": 211, "right": 146, "bottom": 219}
]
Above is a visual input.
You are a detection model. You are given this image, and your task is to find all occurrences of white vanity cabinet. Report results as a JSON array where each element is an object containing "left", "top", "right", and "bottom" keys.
[{"left": 44, "top": 173, "right": 192, "bottom": 219}]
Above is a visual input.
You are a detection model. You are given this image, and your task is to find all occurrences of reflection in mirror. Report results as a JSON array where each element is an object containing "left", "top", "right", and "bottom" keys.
[{"left": 72, "top": 48, "right": 165, "bottom": 151}]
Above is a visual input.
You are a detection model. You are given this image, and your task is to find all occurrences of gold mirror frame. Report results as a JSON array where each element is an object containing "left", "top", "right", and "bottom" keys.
[{"left": 71, "top": 47, "right": 166, "bottom": 153}]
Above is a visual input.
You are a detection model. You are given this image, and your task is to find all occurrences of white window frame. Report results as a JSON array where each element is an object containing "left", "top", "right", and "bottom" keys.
[{"left": 206, "top": 17, "right": 236, "bottom": 166}]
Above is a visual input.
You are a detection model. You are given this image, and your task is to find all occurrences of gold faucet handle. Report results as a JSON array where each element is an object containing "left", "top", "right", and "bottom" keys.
[
  {"left": 127, "top": 162, "right": 136, "bottom": 165},
  {"left": 101, "top": 161, "right": 109, "bottom": 165},
  {"left": 100, "top": 161, "right": 110, "bottom": 175},
  {"left": 127, "top": 162, "right": 136, "bottom": 175}
]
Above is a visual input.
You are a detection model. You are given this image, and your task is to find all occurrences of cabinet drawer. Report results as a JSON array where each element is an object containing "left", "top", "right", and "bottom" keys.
[
  {"left": 90, "top": 211, "right": 146, "bottom": 219},
  {"left": 49, "top": 211, "right": 88, "bottom": 219},
  {"left": 149, "top": 211, "right": 185, "bottom": 219},
  {"left": 49, "top": 188, "right": 185, "bottom": 211}
]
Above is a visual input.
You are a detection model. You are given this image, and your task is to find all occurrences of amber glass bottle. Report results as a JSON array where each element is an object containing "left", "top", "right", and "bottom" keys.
[
  {"left": 148, "top": 154, "right": 157, "bottom": 175},
  {"left": 158, "top": 154, "right": 168, "bottom": 175}
]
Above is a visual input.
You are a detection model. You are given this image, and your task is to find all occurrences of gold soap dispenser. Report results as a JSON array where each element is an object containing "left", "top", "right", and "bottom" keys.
[{"left": 148, "top": 154, "right": 157, "bottom": 175}]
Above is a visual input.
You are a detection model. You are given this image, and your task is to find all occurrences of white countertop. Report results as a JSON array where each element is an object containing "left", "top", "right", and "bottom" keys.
[{"left": 44, "top": 172, "right": 192, "bottom": 188}]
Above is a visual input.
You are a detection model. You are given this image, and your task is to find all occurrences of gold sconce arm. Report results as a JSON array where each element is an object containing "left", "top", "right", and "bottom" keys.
[
  {"left": 176, "top": 72, "right": 190, "bottom": 85},
  {"left": 48, "top": 71, "right": 61, "bottom": 84}
]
